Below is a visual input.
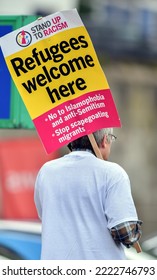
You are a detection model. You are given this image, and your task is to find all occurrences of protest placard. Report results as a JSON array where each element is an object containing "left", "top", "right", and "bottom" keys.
[{"left": 0, "top": 9, "right": 121, "bottom": 153}]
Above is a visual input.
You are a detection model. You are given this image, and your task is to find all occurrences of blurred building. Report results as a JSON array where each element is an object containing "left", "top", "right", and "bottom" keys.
[
  {"left": 0, "top": 0, "right": 79, "bottom": 15},
  {"left": 80, "top": 0, "right": 157, "bottom": 62}
]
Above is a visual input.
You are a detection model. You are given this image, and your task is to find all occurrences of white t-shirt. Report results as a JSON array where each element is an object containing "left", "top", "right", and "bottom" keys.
[{"left": 34, "top": 151, "right": 138, "bottom": 260}]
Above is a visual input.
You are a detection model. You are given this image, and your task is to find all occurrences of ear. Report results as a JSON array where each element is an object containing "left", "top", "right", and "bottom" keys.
[{"left": 101, "top": 135, "right": 108, "bottom": 148}]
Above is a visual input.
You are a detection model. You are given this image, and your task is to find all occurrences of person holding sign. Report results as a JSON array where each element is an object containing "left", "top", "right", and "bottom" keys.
[{"left": 34, "top": 128, "right": 142, "bottom": 260}]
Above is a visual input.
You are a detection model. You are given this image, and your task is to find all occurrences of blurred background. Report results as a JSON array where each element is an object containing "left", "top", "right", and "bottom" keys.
[{"left": 0, "top": 0, "right": 157, "bottom": 259}]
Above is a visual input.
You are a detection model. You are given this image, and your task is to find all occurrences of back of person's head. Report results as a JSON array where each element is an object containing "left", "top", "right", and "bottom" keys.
[{"left": 67, "top": 128, "right": 113, "bottom": 152}]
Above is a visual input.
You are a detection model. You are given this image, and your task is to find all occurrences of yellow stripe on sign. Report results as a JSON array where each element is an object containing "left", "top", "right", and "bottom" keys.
[{"left": 6, "top": 26, "right": 109, "bottom": 119}]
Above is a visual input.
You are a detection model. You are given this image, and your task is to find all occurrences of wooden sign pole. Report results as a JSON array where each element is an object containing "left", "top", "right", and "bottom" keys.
[
  {"left": 88, "top": 133, "right": 142, "bottom": 253},
  {"left": 133, "top": 241, "right": 142, "bottom": 253},
  {"left": 88, "top": 133, "right": 103, "bottom": 159}
]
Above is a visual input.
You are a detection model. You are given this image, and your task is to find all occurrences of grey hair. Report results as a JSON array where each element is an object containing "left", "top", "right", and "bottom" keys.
[
  {"left": 67, "top": 127, "right": 113, "bottom": 152},
  {"left": 93, "top": 128, "right": 113, "bottom": 146}
]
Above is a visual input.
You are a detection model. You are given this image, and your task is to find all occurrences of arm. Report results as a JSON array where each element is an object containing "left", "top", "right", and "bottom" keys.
[{"left": 110, "top": 220, "right": 142, "bottom": 248}]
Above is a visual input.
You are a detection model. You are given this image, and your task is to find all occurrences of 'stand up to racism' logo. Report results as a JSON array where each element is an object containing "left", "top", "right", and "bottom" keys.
[{"left": 16, "top": 30, "right": 32, "bottom": 47}]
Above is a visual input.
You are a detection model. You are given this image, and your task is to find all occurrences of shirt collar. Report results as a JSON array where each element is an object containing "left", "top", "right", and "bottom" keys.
[{"left": 68, "top": 150, "right": 95, "bottom": 157}]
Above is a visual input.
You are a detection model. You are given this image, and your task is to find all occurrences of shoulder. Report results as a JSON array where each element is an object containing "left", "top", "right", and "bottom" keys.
[
  {"left": 97, "top": 158, "right": 128, "bottom": 176},
  {"left": 110, "top": 165, "right": 130, "bottom": 194},
  {"left": 98, "top": 160, "right": 130, "bottom": 186},
  {"left": 37, "top": 157, "right": 62, "bottom": 177},
  {"left": 107, "top": 161, "right": 129, "bottom": 178}
]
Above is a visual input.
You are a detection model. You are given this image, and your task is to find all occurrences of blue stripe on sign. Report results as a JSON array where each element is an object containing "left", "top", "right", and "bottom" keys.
[{"left": 0, "top": 25, "right": 13, "bottom": 119}]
